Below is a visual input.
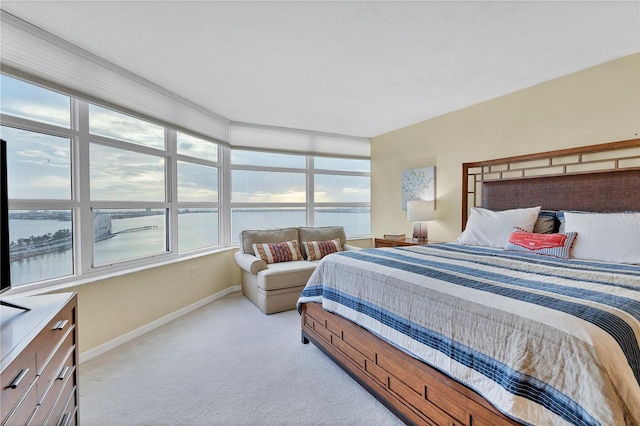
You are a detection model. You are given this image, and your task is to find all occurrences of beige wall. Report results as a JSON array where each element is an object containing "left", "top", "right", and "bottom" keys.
[
  {"left": 61, "top": 249, "right": 240, "bottom": 354},
  {"left": 371, "top": 53, "right": 640, "bottom": 243}
]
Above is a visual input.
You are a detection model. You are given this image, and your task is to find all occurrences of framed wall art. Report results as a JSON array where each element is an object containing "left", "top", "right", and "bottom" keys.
[{"left": 401, "top": 166, "right": 435, "bottom": 210}]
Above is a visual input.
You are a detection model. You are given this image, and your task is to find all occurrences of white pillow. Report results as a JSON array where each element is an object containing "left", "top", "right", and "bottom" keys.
[
  {"left": 563, "top": 211, "right": 640, "bottom": 264},
  {"left": 457, "top": 206, "right": 541, "bottom": 248}
]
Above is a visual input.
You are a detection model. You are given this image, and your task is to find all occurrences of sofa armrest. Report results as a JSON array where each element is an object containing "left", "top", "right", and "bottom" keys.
[
  {"left": 343, "top": 244, "right": 362, "bottom": 251},
  {"left": 234, "top": 251, "right": 267, "bottom": 274}
]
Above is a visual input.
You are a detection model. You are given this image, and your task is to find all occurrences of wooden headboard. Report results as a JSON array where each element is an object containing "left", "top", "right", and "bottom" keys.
[{"left": 461, "top": 138, "right": 640, "bottom": 230}]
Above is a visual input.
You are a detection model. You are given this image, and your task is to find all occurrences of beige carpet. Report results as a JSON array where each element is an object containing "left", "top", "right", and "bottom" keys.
[{"left": 79, "top": 292, "right": 404, "bottom": 425}]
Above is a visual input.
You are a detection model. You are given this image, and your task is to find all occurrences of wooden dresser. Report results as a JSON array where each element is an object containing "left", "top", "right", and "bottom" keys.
[{"left": 1, "top": 293, "right": 79, "bottom": 426}]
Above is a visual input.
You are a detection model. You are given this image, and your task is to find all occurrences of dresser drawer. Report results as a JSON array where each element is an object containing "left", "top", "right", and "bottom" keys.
[
  {"left": 29, "top": 348, "right": 75, "bottom": 426},
  {"left": 1, "top": 349, "right": 37, "bottom": 420},
  {"left": 34, "top": 303, "right": 74, "bottom": 374},
  {"left": 1, "top": 380, "right": 38, "bottom": 426},
  {"left": 45, "top": 375, "right": 76, "bottom": 426},
  {"left": 37, "top": 330, "right": 75, "bottom": 403},
  {"left": 58, "top": 385, "right": 77, "bottom": 426}
]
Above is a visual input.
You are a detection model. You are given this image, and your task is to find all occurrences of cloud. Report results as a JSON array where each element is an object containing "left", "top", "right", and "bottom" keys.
[
  {"left": 6, "top": 104, "right": 70, "bottom": 128},
  {"left": 89, "top": 106, "right": 164, "bottom": 148},
  {"left": 90, "top": 144, "right": 166, "bottom": 201},
  {"left": 177, "top": 133, "right": 218, "bottom": 160},
  {"left": 11, "top": 175, "right": 71, "bottom": 199}
]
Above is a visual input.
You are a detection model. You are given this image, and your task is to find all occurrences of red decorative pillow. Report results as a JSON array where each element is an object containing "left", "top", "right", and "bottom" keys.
[
  {"left": 302, "top": 239, "right": 343, "bottom": 261},
  {"left": 505, "top": 228, "right": 577, "bottom": 259},
  {"left": 252, "top": 240, "right": 303, "bottom": 264}
]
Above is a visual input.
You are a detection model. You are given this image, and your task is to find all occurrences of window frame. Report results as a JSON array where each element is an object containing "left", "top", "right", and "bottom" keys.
[
  {"left": 229, "top": 149, "right": 371, "bottom": 241},
  {"left": 309, "top": 156, "right": 371, "bottom": 236},
  {"left": 175, "top": 131, "right": 222, "bottom": 253},
  {"left": 1, "top": 73, "right": 370, "bottom": 293}
]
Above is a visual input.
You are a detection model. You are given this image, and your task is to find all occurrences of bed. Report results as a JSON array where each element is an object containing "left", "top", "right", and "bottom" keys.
[{"left": 297, "top": 138, "right": 640, "bottom": 426}]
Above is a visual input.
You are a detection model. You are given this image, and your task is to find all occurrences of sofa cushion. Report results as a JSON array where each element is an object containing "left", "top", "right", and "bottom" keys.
[
  {"left": 252, "top": 240, "right": 303, "bottom": 264},
  {"left": 257, "top": 261, "right": 318, "bottom": 291},
  {"left": 302, "top": 238, "right": 343, "bottom": 260},
  {"left": 240, "top": 227, "right": 299, "bottom": 254}
]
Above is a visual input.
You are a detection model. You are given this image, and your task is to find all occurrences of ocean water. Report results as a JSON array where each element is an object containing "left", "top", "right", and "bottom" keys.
[{"left": 9, "top": 209, "right": 370, "bottom": 286}]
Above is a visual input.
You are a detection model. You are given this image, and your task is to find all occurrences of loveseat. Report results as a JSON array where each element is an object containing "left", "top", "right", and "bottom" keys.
[{"left": 234, "top": 226, "right": 360, "bottom": 314}]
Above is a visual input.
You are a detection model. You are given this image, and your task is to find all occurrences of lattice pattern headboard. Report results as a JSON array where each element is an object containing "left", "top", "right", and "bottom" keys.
[{"left": 461, "top": 138, "right": 640, "bottom": 230}]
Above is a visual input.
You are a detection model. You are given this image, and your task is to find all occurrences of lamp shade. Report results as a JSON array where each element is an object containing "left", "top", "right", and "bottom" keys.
[{"left": 407, "top": 201, "right": 434, "bottom": 221}]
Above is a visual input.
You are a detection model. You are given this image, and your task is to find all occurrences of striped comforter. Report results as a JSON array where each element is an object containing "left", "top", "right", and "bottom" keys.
[{"left": 297, "top": 243, "right": 640, "bottom": 426}]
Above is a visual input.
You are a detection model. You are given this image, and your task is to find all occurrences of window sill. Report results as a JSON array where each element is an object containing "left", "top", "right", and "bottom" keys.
[{"left": 2, "top": 245, "right": 239, "bottom": 298}]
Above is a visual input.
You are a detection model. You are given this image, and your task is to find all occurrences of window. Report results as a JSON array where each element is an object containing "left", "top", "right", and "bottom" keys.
[
  {"left": 2, "top": 127, "right": 72, "bottom": 199},
  {"left": 87, "top": 105, "right": 170, "bottom": 264},
  {"left": 7, "top": 209, "right": 74, "bottom": 285},
  {"left": 178, "top": 133, "right": 218, "bottom": 162},
  {"left": 93, "top": 209, "right": 167, "bottom": 265},
  {"left": 177, "top": 161, "right": 217, "bottom": 202},
  {"left": 230, "top": 151, "right": 307, "bottom": 237},
  {"left": 314, "top": 174, "right": 370, "bottom": 202},
  {"left": 312, "top": 157, "right": 370, "bottom": 237},
  {"left": 1, "top": 73, "right": 369, "bottom": 290},
  {"left": 178, "top": 208, "right": 218, "bottom": 253},
  {"left": 314, "top": 207, "right": 370, "bottom": 236},
  {"left": 229, "top": 151, "right": 370, "bottom": 241},
  {"left": 176, "top": 132, "right": 219, "bottom": 252},
  {"left": 0, "top": 74, "right": 71, "bottom": 128},
  {"left": 90, "top": 144, "right": 166, "bottom": 202},
  {"left": 231, "top": 170, "right": 306, "bottom": 203},
  {"left": 231, "top": 207, "right": 306, "bottom": 240},
  {"left": 1, "top": 76, "right": 75, "bottom": 286}
]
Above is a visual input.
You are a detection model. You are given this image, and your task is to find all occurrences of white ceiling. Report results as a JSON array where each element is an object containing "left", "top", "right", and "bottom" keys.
[{"left": 1, "top": 1, "right": 639, "bottom": 138}]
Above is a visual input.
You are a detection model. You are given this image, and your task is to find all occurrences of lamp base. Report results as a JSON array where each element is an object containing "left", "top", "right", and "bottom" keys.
[{"left": 412, "top": 221, "right": 429, "bottom": 240}]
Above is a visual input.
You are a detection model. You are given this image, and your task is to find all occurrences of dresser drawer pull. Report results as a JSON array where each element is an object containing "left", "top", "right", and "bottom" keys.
[
  {"left": 9, "top": 368, "right": 29, "bottom": 389},
  {"left": 53, "top": 319, "right": 69, "bottom": 330},
  {"left": 57, "top": 366, "right": 70, "bottom": 381},
  {"left": 57, "top": 412, "right": 70, "bottom": 426}
]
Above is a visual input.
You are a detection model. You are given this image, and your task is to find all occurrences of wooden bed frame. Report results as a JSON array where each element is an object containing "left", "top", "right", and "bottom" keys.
[{"left": 300, "top": 138, "right": 640, "bottom": 426}]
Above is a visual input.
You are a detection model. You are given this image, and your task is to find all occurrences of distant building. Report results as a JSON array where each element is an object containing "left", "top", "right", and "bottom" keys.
[{"left": 95, "top": 215, "right": 112, "bottom": 241}]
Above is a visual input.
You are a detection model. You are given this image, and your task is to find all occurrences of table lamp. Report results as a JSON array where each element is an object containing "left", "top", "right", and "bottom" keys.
[{"left": 407, "top": 200, "right": 434, "bottom": 240}]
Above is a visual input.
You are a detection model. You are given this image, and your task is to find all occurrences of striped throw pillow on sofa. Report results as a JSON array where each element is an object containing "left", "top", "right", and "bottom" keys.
[
  {"left": 252, "top": 240, "right": 303, "bottom": 264},
  {"left": 302, "top": 239, "right": 343, "bottom": 261}
]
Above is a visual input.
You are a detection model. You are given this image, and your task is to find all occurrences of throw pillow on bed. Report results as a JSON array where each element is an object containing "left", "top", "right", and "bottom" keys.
[
  {"left": 533, "top": 210, "right": 559, "bottom": 234},
  {"left": 456, "top": 206, "right": 541, "bottom": 248},
  {"left": 505, "top": 228, "right": 577, "bottom": 259},
  {"left": 302, "top": 239, "right": 343, "bottom": 261},
  {"left": 252, "top": 240, "right": 303, "bottom": 264}
]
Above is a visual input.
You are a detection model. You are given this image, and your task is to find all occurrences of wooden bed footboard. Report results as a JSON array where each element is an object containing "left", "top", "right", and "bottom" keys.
[{"left": 300, "top": 302, "right": 521, "bottom": 426}]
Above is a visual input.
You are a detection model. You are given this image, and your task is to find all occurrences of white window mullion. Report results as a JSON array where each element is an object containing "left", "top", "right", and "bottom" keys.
[
  {"left": 307, "top": 156, "right": 314, "bottom": 226},
  {"left": 75, "top": 100, "right": 93, "bottom": 274},
  {"left": 0, "top": 114, "right": 79, "bottom": 139},
  {"left": 221, "top": 145, "right": 231, "bottom": 245},
  {"left": 166, "top": 128, "right": 178, "bottom": 254}
]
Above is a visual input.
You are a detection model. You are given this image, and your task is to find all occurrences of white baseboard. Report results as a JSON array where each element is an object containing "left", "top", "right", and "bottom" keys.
[{"left": 79, "top": 285, "right": 241, "bottom": 364}]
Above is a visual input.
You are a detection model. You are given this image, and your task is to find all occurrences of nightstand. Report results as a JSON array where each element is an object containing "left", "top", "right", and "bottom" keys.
[{"left": 374, "top": 238, "right": 441, "bottom": 248}]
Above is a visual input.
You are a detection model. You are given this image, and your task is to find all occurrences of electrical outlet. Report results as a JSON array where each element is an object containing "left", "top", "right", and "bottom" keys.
[{"left": 190, "top": 266, "right": 198, "bottom": 280}]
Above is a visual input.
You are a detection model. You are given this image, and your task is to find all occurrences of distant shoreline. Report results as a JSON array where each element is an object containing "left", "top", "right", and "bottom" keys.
[
  {"left": 10, "top": 207, "right": 368, "bottom": 221},
  {"left": 10, "top": 226, "right": 158, "bottom": 262}
]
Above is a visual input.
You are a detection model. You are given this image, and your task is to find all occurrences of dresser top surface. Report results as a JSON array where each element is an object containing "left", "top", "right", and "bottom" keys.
[{"left": 1, "top": 292, "right": 75, "bottom": 372}]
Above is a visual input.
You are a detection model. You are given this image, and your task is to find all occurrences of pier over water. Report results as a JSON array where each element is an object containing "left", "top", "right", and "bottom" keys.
[{"left": 10, "top": 214, "right": 158, "bottom": 261}]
